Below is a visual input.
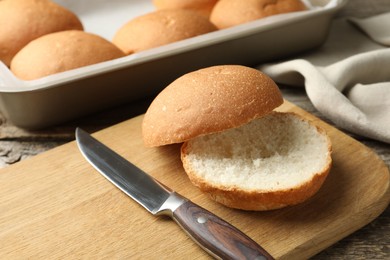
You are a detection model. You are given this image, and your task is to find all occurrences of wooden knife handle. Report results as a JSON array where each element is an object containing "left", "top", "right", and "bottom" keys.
[{"left": 172, "top": 200, "right": 274, "bottom": 260}]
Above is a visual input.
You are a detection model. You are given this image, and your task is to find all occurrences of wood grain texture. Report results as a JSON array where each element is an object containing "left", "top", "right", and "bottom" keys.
[
  {"left": 0, "top": 100, "right": 388, "bottom": 259},
  {"left": 173, "top": 200, "right": 274, "bottom": 259}
]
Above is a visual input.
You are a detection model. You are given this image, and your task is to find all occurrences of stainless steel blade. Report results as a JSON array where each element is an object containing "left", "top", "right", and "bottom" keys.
[
  {"left": 76, "top": 128, "right": 185, "bottom": 215},
  {"left": 75, "top": 128, "right": 274, "bottom": 259}
]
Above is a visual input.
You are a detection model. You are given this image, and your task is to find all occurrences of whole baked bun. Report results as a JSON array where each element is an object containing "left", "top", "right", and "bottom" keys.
[
  {"left": 210, "top": 0, "right": 307, "bottom": 29},
  {"left": 112, "top": 9, "right": 218, "bottom": 55},
  {"left": 142, "top": 65, "right": 332, "bottom": 211},
  {"left": 0, "top": 0, "right": 83, "bottom": 67},
  {"left": 152, "top": 0, "right": 219, "bottom": 17},
  {"left": 142, "top": 65, "right": 283, "bottom": 147},
  {"left": 10, "top": 30, "right": 125, "bottom": 80}
]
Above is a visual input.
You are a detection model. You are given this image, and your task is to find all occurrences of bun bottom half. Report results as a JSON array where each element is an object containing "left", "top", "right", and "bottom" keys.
[{"left": 181, "top": 112, "right": 332, "bottom": 211}]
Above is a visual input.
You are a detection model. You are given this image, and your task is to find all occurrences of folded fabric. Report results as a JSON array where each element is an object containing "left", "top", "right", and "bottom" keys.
[
  {"left": 348, "top": 12, "right": 390, "bottom": 46},
  {"left": 259, "top": 14, "right": 390, "bottom": 144}
]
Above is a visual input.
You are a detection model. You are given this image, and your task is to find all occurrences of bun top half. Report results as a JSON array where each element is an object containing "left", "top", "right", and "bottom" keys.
[
  {"left": 0, "top": 0, "right": 83, "bottom": 67},
  {"left": 142, "top": 65, "right": 283, "bottom": 147}
]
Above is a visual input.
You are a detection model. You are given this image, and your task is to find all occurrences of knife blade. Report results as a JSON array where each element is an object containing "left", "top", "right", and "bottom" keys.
[{"left": 75, "top": 128, "right": 274, "bottom": 260}]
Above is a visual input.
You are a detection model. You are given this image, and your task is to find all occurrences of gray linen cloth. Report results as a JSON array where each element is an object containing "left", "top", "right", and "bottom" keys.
[{"left": 259, "top": 12, "right": 390, "bottom": 144}]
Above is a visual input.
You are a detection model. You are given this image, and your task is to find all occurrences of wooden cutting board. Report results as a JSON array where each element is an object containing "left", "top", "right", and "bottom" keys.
[{"left": 0, "top": 101, "right": 389, "bottom": 259}]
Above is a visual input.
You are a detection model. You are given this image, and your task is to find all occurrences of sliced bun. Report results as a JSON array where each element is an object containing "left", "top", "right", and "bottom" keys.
[
  {"left": 0, "top": 0, "right": 83, "bottom": 67},
  {"left": 10, "top": 30, "right": 125, "bottom": 80},
  {"left": 210, "top": 0, "right": 307, "bottom": 29},
  {"left": 152, "top": 0, "right": 219, "bottom": 17},
  {"left": 112, "top": 9, "right": 217, "bottom": 55},
  {"left": 142, "top": 64, "right": 332, "bottom": 211},
  {"left": 142, "top": 65, "right": 283, "bottom": 147},
  {"left": 181, "top": 112, "right": 332, "bottom": 211}
]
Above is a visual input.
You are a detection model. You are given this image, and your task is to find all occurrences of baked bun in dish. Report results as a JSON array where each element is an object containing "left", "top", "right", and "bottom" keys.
[
  {"left": 113, "top": 9, "right": 217, "bottom": 55},
  {"left": 210, "top": 0, "right": 307, "bottom": 29},
  {"left": 152, "top": 0, "right": 219, "bottom": 17},
  {"left": 11, "top": 30, "right": 125, "bottom": 80},
  {"left": 0, "top": 0, "right": 83, "bottom": 67}
]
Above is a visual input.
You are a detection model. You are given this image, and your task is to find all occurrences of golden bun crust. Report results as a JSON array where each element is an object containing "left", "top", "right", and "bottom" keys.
[
  {"left": 210, "top": 0, "right": 307, "bottom": 29},
  {"left": 112, "top": 9, "right": 217, "bottom": 55},
  {"left": 152, "top": 0, "right": 219, "bottom": 17},
  {"left": 142, "top": 65, "right": 283, "bottom": 147},
  {"left": 181, "top": 112, "right": 333, "bottom": 211},
  {"left": 10, "top": 30, "right": 125, "bottom": 80},
  {"left": 0, "top": 0, "right": 83, "bottom": 67}
]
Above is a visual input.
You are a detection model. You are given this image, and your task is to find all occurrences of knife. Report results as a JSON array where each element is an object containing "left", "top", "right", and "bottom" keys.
[{"left": 75, "top": 128, "right": 274, "bottom": 260}]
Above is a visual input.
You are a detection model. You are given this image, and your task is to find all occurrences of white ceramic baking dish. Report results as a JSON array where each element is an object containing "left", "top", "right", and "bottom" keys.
[{"left": 0, "top": 0, "right": 347, "bottom": 129}]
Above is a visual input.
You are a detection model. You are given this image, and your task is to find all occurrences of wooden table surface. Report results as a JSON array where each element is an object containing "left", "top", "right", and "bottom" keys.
[{"left": 0, "top": 0, "right": 389, "bottom": 259}]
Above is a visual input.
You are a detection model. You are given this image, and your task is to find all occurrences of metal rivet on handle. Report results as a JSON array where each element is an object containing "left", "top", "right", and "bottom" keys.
[{"left": 197, "top": 216, "right": 207, "bottom": 224}]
